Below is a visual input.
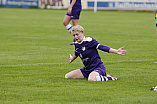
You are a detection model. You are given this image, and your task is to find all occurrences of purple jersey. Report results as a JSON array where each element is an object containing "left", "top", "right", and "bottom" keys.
[
  {"left": 70, "top": 0, "right": 82, "bottom": 11},
  {"left": 74, "top": 37, "right": 111, "bottom": 72}
]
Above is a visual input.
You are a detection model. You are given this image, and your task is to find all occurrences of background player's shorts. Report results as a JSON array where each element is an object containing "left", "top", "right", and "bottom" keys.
[
  {"left": 80, "top": 64, "right": 106, "bottom": 78},
  {"left": 66, "top": 10, "right": 81, "bottom": 19}
]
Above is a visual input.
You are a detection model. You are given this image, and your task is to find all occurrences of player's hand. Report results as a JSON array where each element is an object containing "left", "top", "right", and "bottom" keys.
[{"left": 117, "top": 46, "right": 127, "bottom": 55}]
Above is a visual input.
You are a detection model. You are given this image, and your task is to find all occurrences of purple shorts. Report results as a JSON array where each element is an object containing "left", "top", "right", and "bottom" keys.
[
  {"left": 80, "top": 64, "right": 106, "bottom": 78},
  {"left": 66, "top": 10, "right": 81, "bottom": 19}
]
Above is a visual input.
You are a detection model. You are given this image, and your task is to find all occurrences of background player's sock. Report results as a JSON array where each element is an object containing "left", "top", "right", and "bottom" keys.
[{"left": 66, "top": 24, "right": 72, "bottom": 33}]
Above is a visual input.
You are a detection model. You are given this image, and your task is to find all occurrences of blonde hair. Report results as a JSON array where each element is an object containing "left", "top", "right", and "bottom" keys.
[{"left": 71, "top": 25, "right": 84, "bottom": 33}]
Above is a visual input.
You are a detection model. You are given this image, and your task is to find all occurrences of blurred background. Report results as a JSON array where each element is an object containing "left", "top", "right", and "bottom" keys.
[{"left": 0, "top": 0, "right": 157, "bottom": 11}]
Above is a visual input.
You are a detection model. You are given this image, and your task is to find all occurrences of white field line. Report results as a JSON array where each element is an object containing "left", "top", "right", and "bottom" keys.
[{"left": 0, "top": 59, "right": 155, "bottom": 67}]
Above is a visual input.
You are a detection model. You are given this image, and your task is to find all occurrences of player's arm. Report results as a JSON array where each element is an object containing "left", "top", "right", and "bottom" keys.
[
  {"left": 97, "top": 44, "right": 127, "bottom": 55},
  {"left": 109, "top": 46, "right": 127, "bottom": 55},
  {"left": 69, "top": 54, "right": 77, "bottom": 64},
  {"left": 68, "top": 0, "right": 76, "bottom": 14}
]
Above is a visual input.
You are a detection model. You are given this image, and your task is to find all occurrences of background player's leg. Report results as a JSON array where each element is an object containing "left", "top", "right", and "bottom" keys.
[
  {"left": 72, "top": 19, "right": 79, "bottom": 26},
  {"left": 63, "top": 15, "right": 72, "bottom": 32}
]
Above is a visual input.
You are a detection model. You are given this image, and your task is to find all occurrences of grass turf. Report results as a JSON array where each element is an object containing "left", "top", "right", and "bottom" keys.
[{"left": 0, "top": 8, "right": 157, "bottom": 104}]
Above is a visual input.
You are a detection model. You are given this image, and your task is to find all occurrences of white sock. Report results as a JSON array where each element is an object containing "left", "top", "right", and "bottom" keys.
[
  {"left": 96, "top": 75, "right": 108, "bottom": 81},
  {"left": 65, "top": 74, "right": 68, "bottom": 78},
  {"left": 66, "top": 24, "right": 73, "bottom": 33}
]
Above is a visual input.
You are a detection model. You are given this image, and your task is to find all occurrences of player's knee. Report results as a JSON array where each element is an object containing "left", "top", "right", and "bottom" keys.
[
  {"left": 63, "top": 22, "right": 65, "bottom": 26},
  {"left": 63, "top": 21, "right": 67, "bottom": 26}
]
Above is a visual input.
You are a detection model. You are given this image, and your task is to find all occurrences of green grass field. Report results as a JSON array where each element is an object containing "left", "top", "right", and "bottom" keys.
[{"left": 0, "top": 8, "right": 157, "bottom": 104}]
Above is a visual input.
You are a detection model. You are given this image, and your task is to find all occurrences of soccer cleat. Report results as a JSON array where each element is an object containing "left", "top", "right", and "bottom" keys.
[
  {"left": 149, "top": 87, "right": 155, "bottom": 91},
  {"left": 150, "top": 86, "right": 157, "bottom": 91},
  {"left": 107, "top": 74, "right": 120, "bottom": 80},
  {"left": 114, "top": 76, "right": 120, "bottom": 80}
]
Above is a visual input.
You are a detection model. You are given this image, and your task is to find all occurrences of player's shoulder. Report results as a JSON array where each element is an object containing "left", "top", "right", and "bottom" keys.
[{"left": 84, "top": 37, "right": 93, "bottom": 42}]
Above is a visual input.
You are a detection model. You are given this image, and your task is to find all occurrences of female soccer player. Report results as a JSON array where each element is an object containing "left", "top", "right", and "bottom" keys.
[
  {"left": 63, "top": 0, "right": 82, "bottom": 33},
  {"left": 65, "top": 25, "right": 127, "bottom": 81}
]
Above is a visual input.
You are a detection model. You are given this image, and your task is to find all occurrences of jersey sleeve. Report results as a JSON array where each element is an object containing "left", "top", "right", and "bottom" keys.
[
  {"left": 90, "top": 38, "right": 100, "bottom": 48},
  {"left": 97, "top": 44, "right": 111, "bottom": 53},
  {"left": 74, "top": 51, "right": 79, "bottom": 57}
]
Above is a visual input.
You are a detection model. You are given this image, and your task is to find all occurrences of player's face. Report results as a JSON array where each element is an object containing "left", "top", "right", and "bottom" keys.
[{"left": 72, "top": 31, "right": 84, "bottom": 43}]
